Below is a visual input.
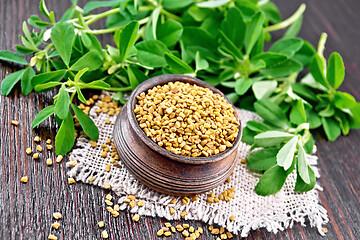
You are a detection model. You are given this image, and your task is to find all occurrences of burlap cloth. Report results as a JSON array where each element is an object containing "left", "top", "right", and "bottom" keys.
[{"left": 67, "top": 93, "right": 328, "bottom": 237}]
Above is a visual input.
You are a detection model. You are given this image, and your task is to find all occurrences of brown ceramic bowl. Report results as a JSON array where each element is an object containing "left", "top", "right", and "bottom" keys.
[{"left": 113, "top": 74, "right": 242, "bottom": 196}]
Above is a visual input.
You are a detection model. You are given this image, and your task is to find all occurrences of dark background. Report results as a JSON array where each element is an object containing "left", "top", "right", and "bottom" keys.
[{"left": 0, "top": 0, "right": 359, "bottom": 239}]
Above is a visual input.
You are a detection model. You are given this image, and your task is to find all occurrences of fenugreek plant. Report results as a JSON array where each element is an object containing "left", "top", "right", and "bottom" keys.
[{"left": 0, "top": 0, "right": 359, "bottom": 195}]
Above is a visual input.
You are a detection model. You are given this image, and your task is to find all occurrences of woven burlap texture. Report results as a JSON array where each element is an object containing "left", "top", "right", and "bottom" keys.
[{"left": 67, "top": 93, "right": 328, "bottom": 237}]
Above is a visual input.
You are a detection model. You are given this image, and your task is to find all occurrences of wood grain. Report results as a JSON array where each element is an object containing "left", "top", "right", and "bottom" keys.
[{"left": 0, "top": 0, "right": 359, "bottom": 239}]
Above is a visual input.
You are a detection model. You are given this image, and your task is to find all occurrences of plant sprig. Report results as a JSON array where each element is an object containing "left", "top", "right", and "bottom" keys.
[{"left": 1, "top": 0, "right": 359, "bottom": 195}]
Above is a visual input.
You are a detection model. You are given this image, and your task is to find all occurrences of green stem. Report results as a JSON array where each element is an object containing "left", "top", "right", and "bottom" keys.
[
  {"left": 109, "top": 86, "right": 132, "bottom": 92},
  {"left": 317, "top": 32, "right": 328, "bottom": 58},
  {"left": 70, "top": 91, "right": 76, "bottom": 103},
  {"left": 85, "top": 8, "right": 120, "bottom": 25},
  {"left": 83, "top": 17, "right": 149, "bottom": 35},
  {"left": 264, "top": 4, "right": 306, "bottom": 32},
  {"left": 67, "top": 15, "right": 92, "bottom": 23},
  {"left": 160, "top": 9, "right": 182, "bottom": 22}
]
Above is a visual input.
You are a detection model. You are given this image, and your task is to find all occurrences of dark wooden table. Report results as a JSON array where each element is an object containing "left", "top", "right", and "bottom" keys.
[{"left": 1, "top": 0, "right": 359, "bottom": 239}]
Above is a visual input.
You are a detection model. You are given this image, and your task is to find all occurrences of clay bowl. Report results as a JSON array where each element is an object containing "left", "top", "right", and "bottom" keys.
[{"left": 113, "top": 74, "right": 242, "bottom": 196}]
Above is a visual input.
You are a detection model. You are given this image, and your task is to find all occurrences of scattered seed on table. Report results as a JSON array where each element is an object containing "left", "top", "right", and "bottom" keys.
[
  {"left": 98, "top": 221, "right": 104, "bottom": 228},
  {"left": 26, "top": 148, "right": 32, "bottom": 155},
  {"left": 105, "top": 200, "right": 113, "bottom": 206},
  {"left": 198, "top": 227, "right": 203, "bottom": 234},
  {"left": 170, "top": 198, "right": 177, "bottom": 204},
  {"left": 106, "top": 207, "right": 113, "bottom": 213},
  {"left": 105, "top": 119, "right": 111, "bottom": 124},
  {"left": 180, "top": 211, "right": 187, "bottom": 217},
  {"left": 220, "top": 227, "right": 225, "bottom": 234},
  {"left": 48, "top": 234, "right": 58, "bottom": 240},
  {"left": 100, "top": 151, "right": 108, "bottom": 158},
  {"left": 129, "top": 200, "right": 136, "bottom": 208},
  {"left": 209, "top": 225, "right": 213, "bottom": 231},
  {"left": 68, "top": 178, "right": 75, "bottom": 184},
  {"left": 164, "top": 232, "right": 171, "bottom": 237},
  {"left": 106, "top": 138, "right": 111, "bottom": 144},
  {"left": 34, "top": 136, "right": 40, "bottom": 142},
  {"left": 52, "top": 222, "right": 60, "bottom": 229},
  {"left": 176, "top": 225, "right": 184, "bottom": 232},
  {"left": 114, "top": 204, "right": 120, "bottom": 211},
  {"left": 211, "top": 228, "right": 220, "bottom": 235},
  {"left": 90, "top": 140, "right": 97, "bottom": 147},
  {"left": 128, "top": 195, "right": 136, "bottom": 200},
  {"left": 165, "top": 222, "right": 171, "bottom": 228},
  {"left": 36, "top": 145, "right": 43, "bottom": 152},
  {"left": 105, "top": 165, "right": 111, "bottom": 172},
  {"left": 171, "top": 227, "right": 176, "bottom": 233},
  {"left": 182, "top": 230, "right": 189, "bottom": 237},
  {"left": 111, "top": 211, "right": 119, "bottom": 218},
  {"left": 137, "top": 200, "right": 144, "bottom": 207},
  {"left": 189, "top": 226, "right": 194, "bottom": 233},
  {"left": 20, "top": 176, "right": 28, "bottom": 183},
  {"left": 323, "top": 227, "right": 328, "bottom": 234},
  {"left": 11, "top": 120, "right": 19, "bottom": 126},
  {"left": 102, "top": 230, "right": 108, "bottom": 239},
  {"left": 46, "top": 139, "right": 51, "bottom": 144},
  {"left": 68, "top": 160, "right": 77, "bottom": 167},
  {"left": 106, "top": 194, "right": 112, "bottom": 201},
  {"left": 53, "top": 212, "right": 62, "bottom": 219},
  {"left": 229, "top": 215, "right": 235, "bottom": 221},
  {"left": 183, "top": 224, "right": 189, "bottom": 229},
  {"left": 47, "top": 145, "right": 52, "bottom": 150},
  {"left": 132, "top": 214, "right": 140, "bottom": 222},
  {"left": 157, "top": 229, "right": 164, "bottom": 236},
  {"left": 162, "top": 227, "right": 169, "bottom": 232},
  {"left": 56, "top": 155, "right": 63, "bottom": 163},
  {"left": 207, "top": 197, "right": 214, "bottom": 203},
  {"left": 169, "top": 207, "right": 175, "bottom": 215},
  {"left": 123, "top": 198, "right": 131, "bottom": 203},
  {"left": 241, "top": 158, "right": 246, "bottom": 164},
  {"left": 190, "top": 233, "right": 197, "bottom": 239},
  {"left": 33, "top": 153, "right": 39, "bottom": 160},
  {"left": 104, "top": 183, "right": 111, "bottom": 189},
  {"left": 226, "top": 232, "right": 233, "bottom": 238}
]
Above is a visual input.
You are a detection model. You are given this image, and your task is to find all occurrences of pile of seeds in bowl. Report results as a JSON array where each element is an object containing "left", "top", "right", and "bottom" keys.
[{"left": 134, "top": 81, "right": 240, "bottom": 157}]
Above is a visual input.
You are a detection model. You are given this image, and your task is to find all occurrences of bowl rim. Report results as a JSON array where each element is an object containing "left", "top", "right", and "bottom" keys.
[{"left": 126, "top": 74, "right": 242, "bottom": 164}]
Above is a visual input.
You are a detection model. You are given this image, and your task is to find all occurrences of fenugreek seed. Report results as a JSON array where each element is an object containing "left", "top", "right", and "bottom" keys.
[
  {"left": 111, "top": 211, "right": 119, "bottom": 217},
  {"left": 228, "top": 192, "right": 235, "bottom": 198},
  {"left": 90, "top": 140, "right": 97, "bottom": 147},
  {"left": 88, "top": 177, "right": 96, "bottom": 182},
  {"left": 182, "top": 230, "right": 189, "bottom": 237},
  {"left": 176, "top": 225, "right": 184, "bottom": 232},
  {"left": 123, "top": 198, "right": 131, "bottom": 203},
  {"left": 221, "top": 233, "right": 227, "bottom": 239},
  {"left": 226, "top": 178, "right": 231, "bottom": 183},
  {"left": 105, "top": 200, "right": 113, "bottom": 206},
  {"left": 241, "top": 158, "right": 247, "bottom": 164},
  {"left": 105, "top": 165, "right": 111, "bottom": 172},
  {"left": 214, "top": 198, "right": 220, "bottom": 203},
  {"left": 102, "top": 230, "right": 108, "bottom": 239},
  {"left": 210, "top": 193, "right": 215, "bottom": 197},
  {"left": 104, "top": 183, "right": 111, "bottom": 189},
  {"left": 33, "top": 153, "right": 39, "bottom": 159},
  {"left": 190, "top": 233, "right": 197, "bottom": 239},
  {"left": 216, "top": 238, "right": 221, "bottom": 240},
  {"left": 20, "top": 176, "right": 28, "bottom": 183},
  {"left": 165, "top": 222, "right": 171, "bottom": 228},
  {"left": 229, "top": 215, "right": 235, "bottom": 221},
  {"left": 195, "top": 230, "right": 200, "bottom": 238},
  {"left": 189, "top": 226, "right": 194, "bottom": 233},
  {"left": 171, "top": 226, "right": 176, "bottom": 233},
  {"left": 208, "top": 225, "right": 213, "bottom": 231},
  {"left": 132, "top": 214, "right": 140, "bottom": 222},
  {"left": 46, "top": 145, "right": 52, "bottom": 150},
  {"left": 48, "top": 234, "right": 58, "bottom": 240},
  {"left": 198, "top": 227, "right": 203, "bottom": 234},
  {"left": 26, "top": 148, "right": 32, "bottom": 155},
  {"left": 220, "top": 227, "right": 225, "bottom": 234},
  {"left": 180, "top": 211, "right": 187, "bottom": 217},
  {"left": 191, "top": 195, "right": 198, "bottom": 201},
  {"left": 162, "top": 227, "right": 169, "bottom": 232},
  {"left": 137, "top": 200, "right": 144, "bottom": 207},
  {"left": 322, "top": 227, "right": 328, "bottom": 234},
  {"left": 211, "top": 228, "right": 220, "bottom": 235},
  {"left": 100, "top": 151, "right": 108, "bottom": 158},
  {"left": 56, "top": 155, "right": 63, "bottom": 163},
  {"left": 106, "top": 194, "right": 112, "bottom": 201},
  {"left": 113, "top": 162, "right": 121, "bottom": 168},
  {"left": 36, "top": 145, "right": 43, "bottom": 152},
  {"left": 183, "top": 224, "right": 189, "bottom": 228},
  {"left": 52, "top": 222, "right": 60, "bottom": 229},
  {"left": 93, "top": 95, "right": 99, "bottom": 100},
  {"left": 182, "top": 198, "right": 188, "bottom": 205},
  {"left": 68, "top": 178, "right": 75, "bottom": 184},
  {"left": 106, "top": 138, "right": 112, "bottom": 144},
  {"left": 46, "top": 139, "right": 51, "bottom": 144},
  {"left": 34, "top": 136, "right": 40, "bottom": 142},
  {"left": 128, "top": 195, "right": 136, "bottom": 200},
  {"left": 157, "top": 229, "right": 164, "bottom": 236},
  {"left": 114, "top": 204, "right": 120, "bottom": 211},
  {"left": 106, "top": 207, "right": 113, "bottom": 212},
  {"left": 169, "top": 207, "right": 175, "bottom": 215},
  {"left": 229, "top": 187, "right": 236, "bottom": 192},
  {"left": 129, "top": 200, "right": 136, "bottom": 208},
  {"left": 170, "top": 198, "right": 177, "bottom": 204},
  {"left": 105, "top": 119, "right": 111, "bottom": 124},
  {"left": 226, "top": 232, "right": 233, "bottom": 238},
  {"left": 53, "top": 212, "right": 62, "bottom": 219},
  {"left": 11, "top": 120, "right": 19, "bottom": 126},
  {"left": 207, "top": 197, "right": 214, "bottom": 203},
  {"left": 164, "top": 231, "right": 171, "bottom": 237}
]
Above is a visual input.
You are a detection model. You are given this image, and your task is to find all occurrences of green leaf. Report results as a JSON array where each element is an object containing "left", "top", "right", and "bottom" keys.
[
  {"left": 31, "top": 70, "right": 66, "bottom": 86},
  {"left": 255, "top": 165, "right": 288, "bottom": 196},
  {"left": 246, "top": 121, "right": 271, "bottom": 133},
  {"left": 252, "top": 81, "right": 277, "bottom": 99},
  {"left": 327, "top": 52, "right": 345, "bottom": 89},
  {"left": 290, "top": 100, "right": 307, "bottom": 125},
  {"left": 254, "top": 99, "right": 289, "bottom": 128},
  {"left": 350, "top": 103, "right": 360, "bottom": 129},
  {"left": 277, "top": 136, "right": 297, "bottom": 170},
  {"left": 70, "top": 50, "right": 103, "bottom": 71},
  {"left": 318, "top": 104, "right": 335, "bottom": 117},
  {"left": 244, "top": 11, "right": 265, "bottom": 55},
  {"left": 72, "top": 104, "right": 99, "bottom": 140},
  {"left": 219, "top": 30, "right": 243, "bottom": 59},
  {"left": 55, "top": 85, "right": 70, "bottom": 120},
  {"left": 293, "top": 40, "right": 316, "bottom": 67},
  {"left": 21, "top": 67, "right": 35, "bottom": 95},
  {"left": 83, "top": 0, "right": 119, "bottom": 14},
  {"left": 82, "top": 80, "right": 111, "bottom": 90},
  {"left": 197, "top": 0, "right": 230, "bottom": 8},
  {"left": 321, "top": 117, "right": 341, "bottom": 141},
  {"left": 127, "top": 66, "right": 139, "bottom": 90},
  {"left": 162, "top": 0, "right": 193, "bottom": 9},
  {"left": 113, "top": 91, "right": 127, "bottom": 104},
  {"left": 221, "top": 7, "right": 246, "bottom": 48},
  {"left": 259, "top": 2, "right": 282, "bottom": 24},
  {"left": 32, "top": 105, "right": 55, "bottom": 128},
  {"left": 150, "top": 7, "right": 161, "bottom": 40},
  {"left": 294, "top": 166, "right": 315, "bottom": 192},
  {"left": 297, "top": 144, "right": 310, "bottom": 184},
  {"left": 119, "top": 21, "right": 139, "bottom": 62},
  {"left": 34, "top": 82, "right": 63, "bottom": 92},
  {"left": 303, "top": 134, "right": 315, "bottom": 154},
  {"left": 135, "top": 40, "right": 170, "bottom": 68},
  {"left": 39, "top": 0, "right": 51, "bottom": 19},
  {"left": 156, "top": 20, "right": 183, "bottom": 48},
  {"left": 0, "top": 50, "right": 28, "bottom": 65},
  {"left": 16, "top": 45, "right": 35, "bottom": 55},
  {"left": 74, "top": 68, "right": 88, "bottom": 83},
  {"left": 309, "top": 54, "right": 329, "bottom": 89},
  {"left": 284, "top": 15, "right": 302, "bottom": 39},
  {"left": 55, "top": 112, "right": 75, "bottom": 155},
  {"left": 247, "top": 147, "right": 278, "bottom": 171},
  {"left": 252, "top": 52, "right": 287, "bottom": 67},
  {"left": 268, "top": 38, "right": 303, "bottom": 57},
  {"left": 195, "top": 52, "right": 209, "bottom": 71},
  {"left": 334, "top": 91, "right": 356, "bottom": 109},
  {"left": 81, "top": 33, "right": 103, "bottom": 58},
  {"left": 235, "top": 78, "right": 252, "bottom": 95},
  {"left": 76, "top": 87, "right": 86, "bottom": 103},
  {"left": 261, "top": 59, "right": 303, "bottom": 78},
  {"left": 254, "top": 131, "right": 294, "bottom": 147},
  {"left": 1, "top": 69, "right": 26, "bottom": 96},
  {"left": 164, "top": 53, "right": 194, "bottom": 74},
  {"left": 51, "top": 21, "right": 75, "bottom": 66},
  {"left": 225, "top": 92, "right": 239, "bottom": 105},
  {"left": 291, "top": 83, "right": 317, "bottom": 101}
]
